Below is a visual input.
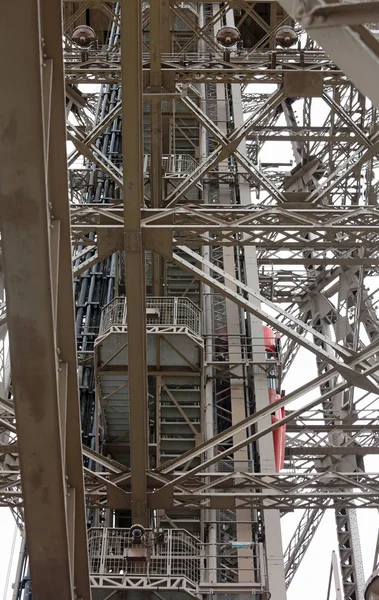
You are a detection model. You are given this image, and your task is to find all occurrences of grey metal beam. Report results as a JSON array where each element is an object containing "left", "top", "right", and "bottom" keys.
[
  {"left": 121, "top": 0, "right": 149, "bottom": 527},
  {"left": 71, "top": 204, "right": 379, "bottom": 252},
  {"left": 40, "top": 0, "right": 90, "bottom": 595},
  {"left": 287, "top": 447, "right": 379, "bottom": 456},
  {"left": 0, "top": 0, "right": 89, "bottom": 597},
  {"left": 149, "top": 0, "right": 164, "bottom": 295}
]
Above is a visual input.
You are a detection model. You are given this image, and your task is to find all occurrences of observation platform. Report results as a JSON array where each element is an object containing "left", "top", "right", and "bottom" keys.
[
  {"left": 88, "top": 527, "right": 265, "bottom": 599},
  {"left": 97, "top": 296, "right": 203, "bottom": 349}
]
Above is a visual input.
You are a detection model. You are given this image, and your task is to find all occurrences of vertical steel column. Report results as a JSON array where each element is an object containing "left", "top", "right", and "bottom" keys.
[
  {"left": 247, "top": 257, "right": 287, "bottom": 599},
  {"left": 223, "top": 7, "right": 287, "bottom": 594},
  {"left": 40, "top": 2, "right": 91, "bottom": 593},
  {"left": 201, "top": 15, "right": 217, "bottom": 573},
  {"left": 121, "top": 0, "right": 149, "bottom": 527},
  {"left": 214, "top": 73, "right": 255, "bottom": 580},
  {"left": 204, "top": 273, "right": 217, "bottom": 583},
  {"left": 0, "top": 0, "right": 90, "bottom": 597},
  {"left": 150, "top": 0, "right": 164, "bottom": 295}
]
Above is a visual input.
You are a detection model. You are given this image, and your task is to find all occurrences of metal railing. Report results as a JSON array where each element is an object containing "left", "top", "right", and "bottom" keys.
[
  {"left": 143, "top": 153, "right": 198, "bottom": 177},
  {"left": 99, "top": 296, "right": 202, "bottom": 337},
  {"left": 87, "top": 528, "right": 265, "bottom": 589},
  {"left": 88, "top": 528, "right": 200, "bottom": 584},
  {"left": 209, "top": 542, "right": 265, "bottom": 587},
  {"left": 98, "top": 297, "right": 125, "bottom": 335}
]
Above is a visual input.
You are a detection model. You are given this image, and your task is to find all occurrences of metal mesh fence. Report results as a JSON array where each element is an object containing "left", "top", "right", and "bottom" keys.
[
  {"left": 87, "top": 528, "right": 265, "bottom": 588},
  {"left": 206, "top": 542, "right": 264, "bottom": 585},
  {"left": 99, "top": 297, "right": 126, "bottom": 335},
  {"left": 99, "top": 296, "right": 202, "bottom": 337},
  {"left": 88, "top": 528, "right": 201, "bottom": 583},
  {"left": 143, "top": 154, "right": 198, "bottom": 176}
]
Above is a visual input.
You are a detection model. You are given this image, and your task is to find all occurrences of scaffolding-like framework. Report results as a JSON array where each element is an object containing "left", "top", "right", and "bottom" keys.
[{"left": 1, "top": 1, "right": 379, "bottom": 599}]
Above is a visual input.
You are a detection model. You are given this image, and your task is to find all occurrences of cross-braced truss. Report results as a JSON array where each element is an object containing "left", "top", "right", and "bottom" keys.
[{"left": 2, "top": 1, "right": 379, "bottom": 599}]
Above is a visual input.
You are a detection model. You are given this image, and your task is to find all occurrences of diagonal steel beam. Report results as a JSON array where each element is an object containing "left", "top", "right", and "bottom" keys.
[
  {"left": 173, "top": 248, "right": 379, "bottom": 393},
  {"left": 63, "top": 0, "right": 92, "bottom": 32},
  {"left": 156, "top": 337, "right": 379, "bottom": 476},
  {"left": 165, "top": 88, "right": 285, "bottom": 206},
  {"left": 176, "top": 247, "right": 352, "bottom": 359},
  {"left": 176, "top": 1, "right": 231, "bottom": 55},
  {"left": 180, "top": 93, "right": 287, "bottom": 203},
  {"left": 155, "top": 362, "right": 379, "bottom": 489},
  {"left": 284, "top": 506, "right": 327, "bottom": 588},
  {"left": 67, "top": 100, "right": 123, "bottom": 166},
  {"left": 100, "top": 1, "right": 121, "bottom": 27},
  {"left": 321, "top": 92, "right": 372, "bottom": 148},
  {"left": 67, "top": 130, "right": 124, "bottom": 188},
  {"left": 170, "top": 1, "right": 221, "bottom": 53}
]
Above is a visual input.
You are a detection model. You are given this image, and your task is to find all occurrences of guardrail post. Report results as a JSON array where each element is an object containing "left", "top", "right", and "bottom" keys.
[
  {"left": 258, "top": 541, "right": 267, "bottom": 589},
  {"left": 100, "top": 528, "right": 108, "bottom": 574},
  {"left": 167, "top": 529, "right": 172, "bottom": 578},
  {"left": 122, "top": 297, "right": 127, "bottom": 325},
  {"left": 173, "top": 297, "right": 178, "bottom": 326}
]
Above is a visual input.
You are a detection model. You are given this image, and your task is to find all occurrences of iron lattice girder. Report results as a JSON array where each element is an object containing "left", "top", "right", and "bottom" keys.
[
  {"left": 5, "top": 469, "right": 379, "bottom": 511},
  {"left": 71, "top": 204, "right": 379, "bottom": 249},
  {"left": 4, "top": 353, "right": 379, "bottom": 513},
  {"left": 67, "top": 100, "right": 122, "bottom": 167},
  {"left": 67, "top": 82, "right": 379, "bottom": 221},
  {"left": 63, "top": 50, "right": 345, "bottom": 85},
  {"left": 57, "top": 0, "right": 379, "bottom": 591},
  {"left": 284, "top": 506, "right": 326, "bottom": 588},
  {"left": 171, "top": 246, "right": 379, "bottom": 393},
  {"left": 153, "top": 368, "right": 379, "bottom": 482},
  {"left": 164, "top": 88, "right": 287, "bottom": 206},
  {"left": 151, "top": 365, "right": 379, "bottom": 487},
  {"left": 286, "top": 427, "right": 379, "bottom": 452},
  {"left": 2, "top": 0, "right": 379, "bottom": 595},
  {"left": 71, "top": 469, "right": 379, "bottom": 511}
]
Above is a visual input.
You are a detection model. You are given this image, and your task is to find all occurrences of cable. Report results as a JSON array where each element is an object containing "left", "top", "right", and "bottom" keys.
[{"left": 3, "top": 522, "right": 17, "bottom": 600}]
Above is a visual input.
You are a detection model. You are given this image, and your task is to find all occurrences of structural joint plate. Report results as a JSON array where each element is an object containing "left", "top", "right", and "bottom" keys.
[{"left": 125, "top": 231, "right": 142, "bottom": 252}]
